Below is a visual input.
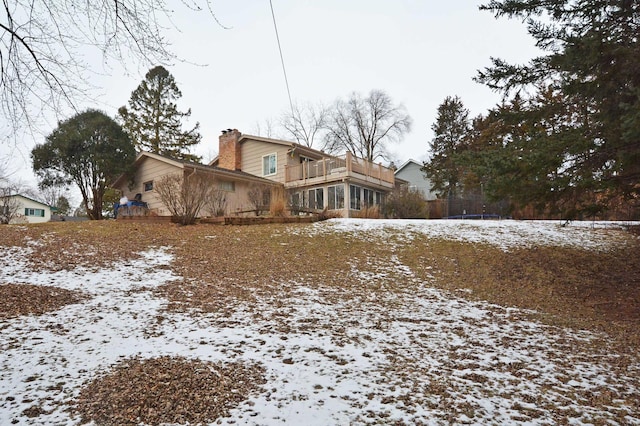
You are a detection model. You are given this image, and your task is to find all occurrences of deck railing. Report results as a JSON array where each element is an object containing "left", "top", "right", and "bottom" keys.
[{"left": 285, "top": 152, "right": 394, "bottom": 184}]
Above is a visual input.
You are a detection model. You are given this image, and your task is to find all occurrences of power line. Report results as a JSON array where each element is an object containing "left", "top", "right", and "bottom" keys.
[{"left": 269, "top": 0, "right": 295, "bottom": 116}]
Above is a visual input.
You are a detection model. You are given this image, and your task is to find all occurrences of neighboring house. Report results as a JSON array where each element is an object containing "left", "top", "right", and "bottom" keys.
[
  {"left": 394, "top": 159, "right": 437, "bottom": 201},
  {"left": 1, "top": 194, "right": 52, "bottom": 224},
  {"left": 113, "top": 129, "right": 397, "bottom": 218}
]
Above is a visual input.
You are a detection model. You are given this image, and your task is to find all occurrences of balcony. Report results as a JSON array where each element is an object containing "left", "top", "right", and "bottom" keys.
[{"left": 284, "top": 152, "right": 395, "bottom": 187}]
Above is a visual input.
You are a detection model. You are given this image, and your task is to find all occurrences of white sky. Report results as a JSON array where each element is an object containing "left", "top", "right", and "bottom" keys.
[{"left": 1, "top": 0, "right": 541, "bottom": 195}]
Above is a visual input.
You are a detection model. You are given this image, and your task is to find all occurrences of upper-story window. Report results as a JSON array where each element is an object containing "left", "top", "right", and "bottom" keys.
[
  {"left": 262, "top": 153, "right": 277, "bottom": 176},
  {"left": 143, "top": 180, "right": 154, "bottom": 192}
]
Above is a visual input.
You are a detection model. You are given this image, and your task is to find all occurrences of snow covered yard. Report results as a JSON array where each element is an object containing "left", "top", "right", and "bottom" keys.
[{"left": 1, "top": 219, "right": 639, "bottom": 425}]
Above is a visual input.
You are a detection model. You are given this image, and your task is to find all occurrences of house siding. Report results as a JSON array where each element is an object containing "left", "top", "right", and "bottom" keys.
[
  {"left": 199, "top": 179, "right": 268, "bottom": 217},
  {"left": 121, "top": 157, "right": 182, "bottom": 216},
  {"left": 8, "top": 195, "right": 52, "bottom": 224},
  {"left": 114, "top": 153, "right": 281, "bottom": 218},
  {"left": 241, "top": 139, "right": 290, "bottom": 183},
  {"left": 395, "top": 161, "right": 436, "bottom": 200}
]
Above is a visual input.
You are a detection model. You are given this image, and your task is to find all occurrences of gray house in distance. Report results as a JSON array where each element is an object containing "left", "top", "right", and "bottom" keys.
[{"left": 394, "top": 159, "right": 436, "bottom": 200}]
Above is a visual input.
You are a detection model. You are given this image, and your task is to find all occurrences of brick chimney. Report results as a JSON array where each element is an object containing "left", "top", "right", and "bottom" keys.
[{"left": 218, "top": 129, "right": 242, "bottom": 170}]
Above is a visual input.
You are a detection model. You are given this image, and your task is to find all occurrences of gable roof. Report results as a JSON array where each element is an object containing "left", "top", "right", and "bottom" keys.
[
  {"left": 208, "top": 133, "right": 328, "bottom": 167},
  {"left": 112, "top": 150, "right": 280, "bottom": 189},
  {"left": 394, "top": 159, "right": 423, "bottom": 174},
  {"left": 4, "top": 194, "right": 52, "bottom": 209}
]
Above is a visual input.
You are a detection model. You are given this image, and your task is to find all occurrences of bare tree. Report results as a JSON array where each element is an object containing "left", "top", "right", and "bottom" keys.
[
  {"left": 0, "top": 0, "right": 222, "bottom": 134},
  {"left": 247, "top": 183, "right": 271, "bottom": 216},
  {"left": 0, "top": 195, "right": 22, "bottom": 224},
  {"left": 38, "top": 183, "right": 70, "bottom": 208},
  {"left": 0, "top": 174, "right": 21, "bottom": 223},
  {"left": 280, "top": 101, "right": 329, "bottom": 149},
  {"left": 154, "top": 171, "right": 215, "bottom": 225},
  {"left": 251, "top": 117, "right": 277, "bottom": 139},
  {"left": 205, "top": 187, "right": 227, "bottom": 217},
  {"left": 324, "top": 90, "right": 412, "bottom": 162}
]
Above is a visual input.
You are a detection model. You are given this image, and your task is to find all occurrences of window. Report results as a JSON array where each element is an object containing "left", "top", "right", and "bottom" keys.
[
  {"left": 375, "top": 191, "right": 383, "bottom": 206},
  {"left": 350, "top": 185, "right": 361, "bottom": 210},
  {"left": 291, "top": 192, "right": 301, "bottom": 209},
  {"left": 308, "top": 188, "right": 324, "bottom": 209},
  {"left": 25, "top": 208, "right": 45, "bottom": 217},
  {"left": 262, "top": 188, "right": 271, "bottom": 207},
  {"left": 262, "top": 153, "right": 277, "bottom": 176},
  {"left": 363, "top": 188, "right": 375, "bottom": 208},
  {"left": 143, "top": 181, "right": 154, "bottom": 192},
  {"left": 218, "top": 181, "right": 235, "bottom": 192},
  {"left": 327, "top": 185, "right": 344, "bottom": 210}
]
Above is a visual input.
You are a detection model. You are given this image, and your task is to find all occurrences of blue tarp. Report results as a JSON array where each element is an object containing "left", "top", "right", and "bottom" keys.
[
  {"left": 114, "top": 200, "right": 148, "bottom": 218},
  {"left": 443, "top": 214, "right": 505, "bottom": 220}
]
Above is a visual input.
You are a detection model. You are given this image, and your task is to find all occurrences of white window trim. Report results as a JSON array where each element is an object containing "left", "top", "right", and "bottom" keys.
[
  {"left": 262, "top": 153, "right": 277, "bottom": 176},
  {"left": 25, "top": 208, "right": 45, "bottom": 217}
]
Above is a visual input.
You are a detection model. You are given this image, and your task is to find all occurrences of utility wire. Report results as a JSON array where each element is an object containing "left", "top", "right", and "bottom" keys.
[{"left": 269, "top": 0, "right": 295, "bottom": 116}]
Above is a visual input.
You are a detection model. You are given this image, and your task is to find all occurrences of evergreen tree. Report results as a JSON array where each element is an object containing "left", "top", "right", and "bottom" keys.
[
  {"left": 422, "top": 96, "right": 470, "bottom": 198},
  {"left": 476, "top": 0, "right": 640, "bottom": 216},
  {"left": 119, "top": 66, "right": 202, "bottom": 162},
  {"left": 32, "top": 110, "right": 136, "bottom": 220},
  {"left": 55, "top": 195, "right": 71, "bottom": 216},
  {"left": 463, "top": 87, "right": 607, "bottom": 218}
]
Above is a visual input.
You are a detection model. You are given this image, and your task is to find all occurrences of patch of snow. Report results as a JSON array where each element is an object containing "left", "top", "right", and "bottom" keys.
[{"left": 295, "top": 219, "right": 638, "bottom": 251}]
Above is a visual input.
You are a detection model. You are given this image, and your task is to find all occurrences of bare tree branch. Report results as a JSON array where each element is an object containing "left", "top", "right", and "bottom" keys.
[
  {"left": 0, "top": 0, "right": 223, "bottom": 137},
  {"left": 324, "top": 90, "right": 412, "bottom": 162},
  {"left": 279, "top": 101, "right": 329, "bottom": 149},
  {"left": 154, "top": 169, "right": 216, "bottom": 224}
]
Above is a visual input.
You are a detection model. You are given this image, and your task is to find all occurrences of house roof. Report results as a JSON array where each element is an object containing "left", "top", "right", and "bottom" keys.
[
  {"left": 4, "top": 193, "right": 52, "bottom": 209},
  {"left": 185, "top": 162, "right": 280, "bottom": 186},
  {"left": 394, "top": 159, "right": 423, "bottom": 175},
  {"left": 243, "top": 134, "right": 326, "bottom": 157},
  {"left": 112, "top": 150, "right": 280, "bottom": 189},
  {"left": 208, "top": 133, "right": 328, "bottom": 167}
]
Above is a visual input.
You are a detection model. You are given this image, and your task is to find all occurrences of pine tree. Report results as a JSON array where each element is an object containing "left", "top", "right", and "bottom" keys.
[
  {"left": 119, "top": 66, "right": 202, "bottom": 162},
  {"left": 422, "top": 96, "right": 470, "bottom": 198},
  {"left": 476, "top": 0, "right": 640, "bottom": 216}
]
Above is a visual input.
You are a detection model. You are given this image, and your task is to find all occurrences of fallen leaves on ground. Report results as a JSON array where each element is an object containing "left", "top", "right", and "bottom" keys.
[
  {"left": 2, "top": 220, "right": 640, "bottom": 425},
  {"left": 0, "top": 283, "right": 85, "bottom": 319},
  {"left": 74, "top": 356, "right": 266, "bottom": 426}
]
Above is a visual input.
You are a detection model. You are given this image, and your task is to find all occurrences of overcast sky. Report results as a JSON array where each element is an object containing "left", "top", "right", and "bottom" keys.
[{"left": 2, "top": 0, "right": 541, "bottom": 194}]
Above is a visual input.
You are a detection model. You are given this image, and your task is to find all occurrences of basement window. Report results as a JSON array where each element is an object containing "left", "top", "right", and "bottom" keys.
[{"left": 218, "top": 181, "right": 235, "bottom": 192}]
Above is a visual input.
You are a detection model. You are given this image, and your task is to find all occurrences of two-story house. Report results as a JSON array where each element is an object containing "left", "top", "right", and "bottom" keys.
[
  {"left": 113, "top": 129, "right": 396, "bottom": 218},
  {"left": 394, "top": 159, "right": 437, "bottom": 200}
]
